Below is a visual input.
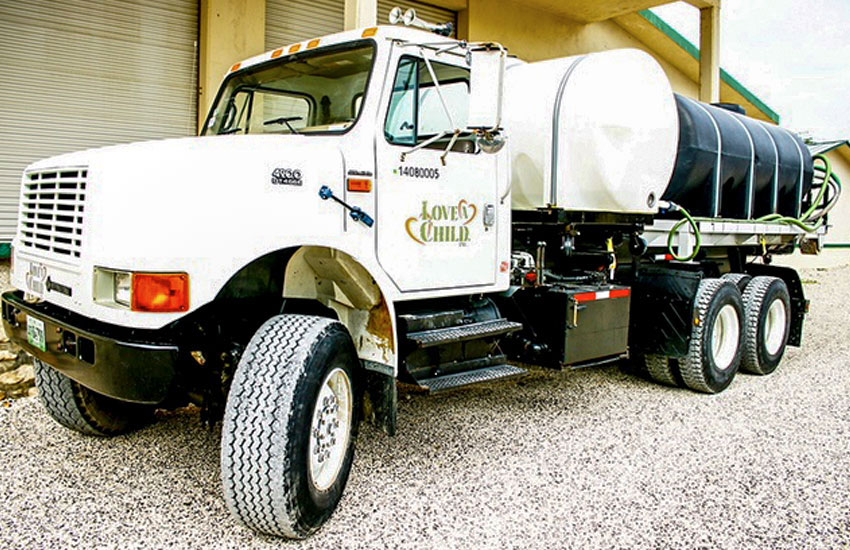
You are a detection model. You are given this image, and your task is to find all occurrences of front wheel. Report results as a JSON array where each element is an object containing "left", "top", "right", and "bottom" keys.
[
  {"left": 34, "top": 359, "right": 154, "bottom": 436},
  {"left": 220, "top": 314, "right": 360, "bottom": 539}
]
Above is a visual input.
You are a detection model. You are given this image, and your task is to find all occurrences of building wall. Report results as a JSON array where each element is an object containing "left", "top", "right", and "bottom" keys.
[
  {"left": 781, "top": 148, "right": 850, "bottom": 269},
  {"left": 199, "top": 0, "right": 266, "bottom": 131},
  {"left": 460, "top": 0, "right": 699, "bottom": 97}
]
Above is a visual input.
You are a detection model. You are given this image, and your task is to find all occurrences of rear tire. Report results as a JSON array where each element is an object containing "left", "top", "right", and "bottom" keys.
[
  {"left": 679, "top": 279, "right": 744, "bottom": 394},
  {"left": 722, "top": 272, "right": 752, "bottom": 293},
  {"left": 740, "top": 276, "right": 791, "bottom": 375},
  {"left": 34, "top": 359, "right": 154, "bottom": 436},
  {"left": 644, "top": 354, "right": 681, "bottom": 387},
  {"left": 221, "top": 314, "right": 360, "bottom": 539}
]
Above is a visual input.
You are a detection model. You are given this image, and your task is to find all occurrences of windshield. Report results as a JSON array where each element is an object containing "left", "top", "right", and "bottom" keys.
[{"left": 203, "top": 42, "right": 375, "bottom": 136}]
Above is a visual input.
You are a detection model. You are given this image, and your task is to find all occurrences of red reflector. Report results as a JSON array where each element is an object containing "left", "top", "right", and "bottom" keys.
[
  {"left": 574, "top": 292, "right": 596, "bottom": 303},
  {"left": 665, "top": 254, "right": 674, "bottom": 261},
  {"left": 525, "top": 272, "right": 537, "bottom": 283},
  {"left": 347, "top": 178, "right": 372, "bottom": 192},
  {"left": 610, "top": 288, "right": 631, "bottom": 299},
  {"left": 132, "top": 273, "right": 190, "bottom": 313}
]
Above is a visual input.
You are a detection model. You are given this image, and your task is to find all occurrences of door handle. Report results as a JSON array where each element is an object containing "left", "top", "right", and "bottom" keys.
[{"left": 483, "top": 204, "right": 496, "bottom": 228}]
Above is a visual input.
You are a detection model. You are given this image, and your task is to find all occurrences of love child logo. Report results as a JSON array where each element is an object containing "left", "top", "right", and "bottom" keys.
[{"left": 405, "top": 199, "right": 478, "bottom": 245}]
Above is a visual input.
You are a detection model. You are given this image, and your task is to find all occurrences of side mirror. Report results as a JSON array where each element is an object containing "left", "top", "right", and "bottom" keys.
[{"left": 467, "top": 47, "right": 506, "bottom": 132}]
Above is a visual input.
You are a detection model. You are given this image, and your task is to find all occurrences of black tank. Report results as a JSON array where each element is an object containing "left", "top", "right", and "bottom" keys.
[{"left": 663, "top": 94, "right": 813, "bottom": 219}]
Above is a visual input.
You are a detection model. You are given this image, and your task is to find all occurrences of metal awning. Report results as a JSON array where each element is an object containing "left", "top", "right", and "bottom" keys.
[
  {"left": 427, "top": 0, "right": 719, "bottom": 23},
  {"left": 808, "top": 140, "right": 850, "bottom": 157}
]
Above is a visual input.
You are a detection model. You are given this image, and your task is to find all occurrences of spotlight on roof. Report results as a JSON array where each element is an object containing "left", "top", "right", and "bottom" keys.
[{"left": 387, "top": 7, "right": 454, "bottom": 37}]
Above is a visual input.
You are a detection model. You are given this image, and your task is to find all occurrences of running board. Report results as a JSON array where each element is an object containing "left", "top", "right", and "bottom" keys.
[
  {"left": 418, "top": 364, "right": 527, "bottom": 393},
  {"left": 407, "top": 319, "right": 523, "bottom": 349}
]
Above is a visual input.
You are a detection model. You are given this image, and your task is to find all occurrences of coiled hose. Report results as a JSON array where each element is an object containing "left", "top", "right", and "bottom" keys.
[{"left": 666, "top": 154, "right": 843, "bottom": 261}]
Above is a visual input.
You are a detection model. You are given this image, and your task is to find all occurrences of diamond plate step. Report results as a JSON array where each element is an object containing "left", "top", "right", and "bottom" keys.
[
  {"left": 419, "top": 364, "right": 527, "bottom": 393},
  {"left": 407, "top": 319, "right": 523, "bottom": 348}
]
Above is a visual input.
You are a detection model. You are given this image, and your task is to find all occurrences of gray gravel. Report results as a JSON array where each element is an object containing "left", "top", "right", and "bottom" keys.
[{"left": 1, "top": 265, "right": 849, "bottom": 549}]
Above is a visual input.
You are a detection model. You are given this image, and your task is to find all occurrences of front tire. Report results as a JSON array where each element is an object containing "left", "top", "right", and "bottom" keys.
[
  {"left": 33, "top": 359, "right": 153, "bottom": 436},
  {"left": 679, "top": 279, "right": 745, "bottom": 394},
  {"left": 221, "top": 314, "right": 360, "bottom": 539}
]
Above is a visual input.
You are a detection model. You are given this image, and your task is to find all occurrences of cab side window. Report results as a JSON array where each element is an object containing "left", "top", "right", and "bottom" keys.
[{"left": 384, "top": 56, "right": 470, "bottom": 146}]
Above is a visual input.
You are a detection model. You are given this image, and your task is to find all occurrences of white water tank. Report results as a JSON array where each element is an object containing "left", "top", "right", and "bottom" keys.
[{"left": 503, "top": 49, "right": 679, "bottom": 213}]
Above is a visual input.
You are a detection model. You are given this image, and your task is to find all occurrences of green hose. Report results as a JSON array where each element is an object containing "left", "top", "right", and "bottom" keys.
[
  {"left": 754, "top": 154, "right": 837, "bottom": 232},
  {"left": 666, "top": 203, "right": 702, "bottom": 261},
  {"left": 664, "top": 154, "right": 841, "bottom": 260}
]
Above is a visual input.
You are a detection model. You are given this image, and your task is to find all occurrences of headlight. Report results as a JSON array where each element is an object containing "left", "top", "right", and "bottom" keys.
[
  {"left": 94, "top": 268, "right": 189, "bottom": 312},
  {"left": 113, "top": 271, "right": 132, "bottom": 306}
]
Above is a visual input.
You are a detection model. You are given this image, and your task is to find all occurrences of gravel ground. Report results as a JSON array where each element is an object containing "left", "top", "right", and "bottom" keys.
[{"left": 1, "top": 265, "right": 849, "bottom": 549}]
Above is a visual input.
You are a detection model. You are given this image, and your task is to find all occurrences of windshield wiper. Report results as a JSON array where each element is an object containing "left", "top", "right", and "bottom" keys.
[
  {"left": 219, "top": 127, "right": 243, "bottom": 135},
  {"left": 264, "top": 116, "right": 303, "bottom": 134}
]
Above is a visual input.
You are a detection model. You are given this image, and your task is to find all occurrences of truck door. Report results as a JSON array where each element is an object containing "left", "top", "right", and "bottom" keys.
[{"left": 375, "top": 50, "right": 500, "bottom": 292}]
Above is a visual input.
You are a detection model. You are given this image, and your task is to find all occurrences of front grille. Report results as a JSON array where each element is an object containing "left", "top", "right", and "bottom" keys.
[{"left": 20, "top": 167, "right": 87, "bottom": 260}]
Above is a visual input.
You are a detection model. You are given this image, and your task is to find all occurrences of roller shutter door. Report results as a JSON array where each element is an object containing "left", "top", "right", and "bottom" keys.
[
  {"left": 266, "top": 0, "right": 345, "bottom": 50},
  {"left": 0, "top": 0, "right": 199, "bottom": 243},
  {"left": 377, "top": 0, "right": 456, "bottom": 35}
]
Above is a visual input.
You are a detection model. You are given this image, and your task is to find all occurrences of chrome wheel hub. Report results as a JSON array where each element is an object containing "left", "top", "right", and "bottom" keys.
[
  {"left": 308, "top": 367, "right": 352, "bottom": 492},
  {"left": 764, "top": 298, "right": 787, "bottom": 355},
  {"left": 712, "top": 304, "right": 740, "bottom": 371}
]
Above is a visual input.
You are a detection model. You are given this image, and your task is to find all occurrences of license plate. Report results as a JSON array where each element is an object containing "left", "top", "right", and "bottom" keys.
[
  {"left": 26, "top": 316, "right": 46, "bottom": 352},
  {"left": 25, "top": 261, "right": 47, "bottom": 297}
]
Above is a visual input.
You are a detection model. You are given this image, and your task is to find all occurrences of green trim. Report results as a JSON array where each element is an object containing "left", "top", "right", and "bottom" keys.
[
  {"left": 638, "top": 9, "right": 781, "bottom": 124},
  {"left": 823, "top": 243, "right": 850, "bottom": 249},
  {"left": 0, "top": 243, "right": 9, "bottom": 259}
]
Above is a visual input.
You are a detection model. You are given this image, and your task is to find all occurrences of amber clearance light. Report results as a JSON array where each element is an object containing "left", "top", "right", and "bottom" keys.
[{"left": 131, "top": 273, "right": 190, "bottom": 312}]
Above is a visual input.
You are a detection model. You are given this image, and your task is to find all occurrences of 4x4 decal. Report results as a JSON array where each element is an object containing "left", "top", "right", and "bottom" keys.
[{"left": 271, "top": 168, "right": 302, "bottom": 186}]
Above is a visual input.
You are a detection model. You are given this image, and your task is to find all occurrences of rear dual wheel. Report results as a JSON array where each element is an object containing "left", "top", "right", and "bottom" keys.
[
  {"left": 740, "top": 276, "right": 791, "bottom": 375},
  {"left": 679, "top": 278, "right": 744, "bottom": 393},
  {"left": 641, "top": 275, "right": 792, "bottom": 393}
]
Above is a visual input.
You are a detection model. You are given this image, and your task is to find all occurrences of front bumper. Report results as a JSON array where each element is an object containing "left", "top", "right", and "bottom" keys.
[{"left": 1, "top": 291, "right": 178, "bottom": 404}]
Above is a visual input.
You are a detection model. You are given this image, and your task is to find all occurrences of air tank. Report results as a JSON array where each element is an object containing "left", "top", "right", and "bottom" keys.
[{"left": 662, "top": 95, "right": 813, "bottom": 219}]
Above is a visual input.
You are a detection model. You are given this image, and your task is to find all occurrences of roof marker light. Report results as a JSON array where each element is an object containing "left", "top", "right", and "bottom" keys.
[
  {"left": 289, "top": 44, "right": 301, "bottom": 53},
  {"left": 271, "top": 48, "right": 284, "bottom": 58},
  {"left": 362, "top": 27, "right": 378, "bottom": 38},
  {"left": 230, "top": 62, "right": 241, "bottom": 72},
  {"left": 307, "top": 38, "right": 321, "bottom": 49}
]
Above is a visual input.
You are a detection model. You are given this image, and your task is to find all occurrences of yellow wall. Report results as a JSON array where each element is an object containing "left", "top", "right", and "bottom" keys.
[
  {"left": 198, "top": 0, "right": 266, "bottom": 131},
  {"left": 782, "top": 148, "right": 850, "bottom": 269},
  {"left": 461, "top": 0, "right": 698, "bottom": 97}
]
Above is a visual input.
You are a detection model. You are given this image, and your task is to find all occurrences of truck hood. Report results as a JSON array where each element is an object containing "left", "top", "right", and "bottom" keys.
[{"left": 29, "top": 135, "right": 348, "bottom": 268}]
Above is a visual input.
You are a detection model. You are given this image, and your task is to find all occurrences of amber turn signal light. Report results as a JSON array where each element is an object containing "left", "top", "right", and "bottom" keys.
[
  {"left": 131, "top": 273, "right": 190, "bottom": 313},
  {"left": 347, "top": 178, "right": 372, "bottom": 192}
]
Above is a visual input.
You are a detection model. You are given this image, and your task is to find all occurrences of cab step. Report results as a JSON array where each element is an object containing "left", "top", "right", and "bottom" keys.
[
  {"left": 407, "top": 318, "right": 523, "bottom": 348},
  {"left": 418, "top": 364, "right": 527, "bottom": 393},
  {"left": 399, "top": 310, "right": 464, "bottom": 332}
]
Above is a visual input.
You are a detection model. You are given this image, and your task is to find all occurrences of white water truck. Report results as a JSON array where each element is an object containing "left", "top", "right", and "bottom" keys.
[{"left": 2, "top": 9, "right": 842, "bottom": 538}]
